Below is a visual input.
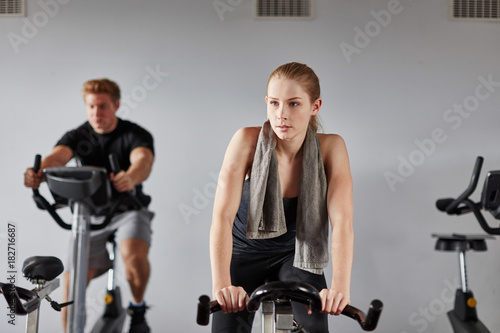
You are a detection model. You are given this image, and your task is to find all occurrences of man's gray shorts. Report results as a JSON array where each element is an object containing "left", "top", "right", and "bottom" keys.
[{"left": 65, "top": 208, "right": 154, "bottom": 276}]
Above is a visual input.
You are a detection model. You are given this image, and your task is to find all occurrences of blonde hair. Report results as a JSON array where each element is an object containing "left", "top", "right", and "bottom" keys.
[
  {"left": 267, "top": 62, "right": 321, "bottom": 132},
  {"left": 82, "top": 78, "right": 121, "bottom": 103}
]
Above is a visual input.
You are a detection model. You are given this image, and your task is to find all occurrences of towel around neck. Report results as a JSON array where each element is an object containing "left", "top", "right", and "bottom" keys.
[{"left": 246, "top": 120, "right": 329, "bottom": 274}]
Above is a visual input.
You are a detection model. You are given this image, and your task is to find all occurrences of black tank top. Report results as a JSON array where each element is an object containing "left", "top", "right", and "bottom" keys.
[{"left": 232, "top": 178, "right": 297, "bottom": 256}]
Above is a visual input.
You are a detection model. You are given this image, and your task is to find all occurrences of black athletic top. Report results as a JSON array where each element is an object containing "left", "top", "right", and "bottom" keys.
[
  {"left": 56, "top": 118, "right": 154, "bottom": 205},
  {"left": 232, "top": 178, "right": 297, "bottom": 256}
]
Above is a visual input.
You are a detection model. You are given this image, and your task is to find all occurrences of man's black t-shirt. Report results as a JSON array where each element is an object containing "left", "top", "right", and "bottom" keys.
[{"left": 56, "top": 118, "right": 154, "bottom": 203}]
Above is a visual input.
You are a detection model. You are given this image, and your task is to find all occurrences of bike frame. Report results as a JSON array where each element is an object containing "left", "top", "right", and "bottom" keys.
[
  {"left": 435, "top": 156, "right": 500, "bottom": 333},
  {"left": 261, "top": 300, "right": 301, "bottom": 333},
  {"left": 0, "top": 256, "right": 67, "bottom": 333},
  {"left": 67, "top": 201, "right": 91, "bottom": 332},
  {"left": 90, "top": 234, "right": 127, "bottom": 333},
  {"left": 2, "top": 154, "right": 140, "bottom": 333},
  {"left": 43, "top": 166, "right": 110, "bottom": 333}
]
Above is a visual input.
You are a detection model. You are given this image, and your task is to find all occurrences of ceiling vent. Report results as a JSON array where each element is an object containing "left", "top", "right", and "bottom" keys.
[
  {"left": 451, "top": 0, "right": 500, "bottom": 21},
  {"left": 0, "top": 0, "right": 25, "bottom": 17},
  {"left": 256, "top": 0, "right": 312, "bottom": 19}
]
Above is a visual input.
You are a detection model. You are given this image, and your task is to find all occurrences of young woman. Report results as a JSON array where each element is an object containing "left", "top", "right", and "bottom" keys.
[{"left": 209, "top": 62, "right": 353, "bottom": 333}]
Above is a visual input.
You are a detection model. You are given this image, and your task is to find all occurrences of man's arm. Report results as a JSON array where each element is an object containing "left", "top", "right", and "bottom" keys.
[
  {"left": 24, "top": 145, "right": 73, "bottom": 189},
  {"left": 110, "top": 147, "right": 154, "bottom": 192}
]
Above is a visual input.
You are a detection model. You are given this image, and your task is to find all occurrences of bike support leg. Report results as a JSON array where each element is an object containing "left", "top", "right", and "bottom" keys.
[
  {"left": 26, "top": 279, "right": 60, "bottom": 333},
  {"left": 26, "top": 306, "right": 40, "bottom": 333},
  {"left": 67, "top": 202, "right": 90, "bottom": 333}
]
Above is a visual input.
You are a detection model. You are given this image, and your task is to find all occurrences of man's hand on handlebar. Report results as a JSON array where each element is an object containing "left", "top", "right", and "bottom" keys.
[
  {"left": 213, "top": 285, "right": 249, "bottom": 314},
  {"left": 24, "top": 167, "right": 44, "bottom": 190},
  {"left": 110, "top": 170, "right": 135, "bottom": 192},
  {"left": 319, "top": 288, "right": 350, "bottom": 316}
]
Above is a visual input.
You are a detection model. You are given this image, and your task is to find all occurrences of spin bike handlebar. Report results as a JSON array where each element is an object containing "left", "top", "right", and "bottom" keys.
[
  {"left": 435, "top": 156, "right": 500, "bottom": 235},
  {"left": 108, "top": 153, "right": 145, "bottom": 209},
  {"left": 0, "top": 283, "right": 40, "bottom": 315},
  {"left": 197, "top": 281, "right": 383, "bottom": 331},
  {"left": 246, "top": 281, "right": 322, "bottom": 312},
  {"left": 436, "top": 156, "right": 483, "bottom": 215},
  {"left": 32, "top": 155, "right": 71, "bottom": 230},
  {"left": 31, "top": 154, "right": 144, "bottom": 231}
]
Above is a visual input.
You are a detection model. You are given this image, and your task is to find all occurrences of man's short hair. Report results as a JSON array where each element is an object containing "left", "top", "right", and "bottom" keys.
[{"left": 82, "top": 78, "right": 121, "bottom": 102}]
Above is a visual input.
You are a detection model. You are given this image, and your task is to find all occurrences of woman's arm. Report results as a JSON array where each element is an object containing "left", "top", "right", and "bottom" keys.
[
  {"left": 318, "top": 134, "right": 354, "bottom": 315},
  {"left": 209, "top": 127, "right": 259, "bottom": 313}
]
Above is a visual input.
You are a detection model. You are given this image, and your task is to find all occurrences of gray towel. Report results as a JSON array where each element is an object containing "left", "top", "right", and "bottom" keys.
[{"left": 247, "top": 121, "right": 329, "bottom": 274}]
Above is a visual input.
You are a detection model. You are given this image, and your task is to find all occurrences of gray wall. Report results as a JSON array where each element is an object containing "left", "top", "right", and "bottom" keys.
[{"left": 1, "top": 0, "right": 500, "bottom": 332}]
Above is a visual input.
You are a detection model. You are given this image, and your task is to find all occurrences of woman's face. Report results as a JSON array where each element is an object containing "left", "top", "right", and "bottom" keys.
[{"left": 266, "top": 77, "right": 321, "bottom": 142}]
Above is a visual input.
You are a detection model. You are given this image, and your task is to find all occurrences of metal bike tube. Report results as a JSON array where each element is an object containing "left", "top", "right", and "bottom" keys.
[
  {"left": 458, "top": 250, "right": 468, "bottom": 293},
  {"left": 261, "top": 301, "right": 274, "bottom": 333},
  {"left": 275, "top": 301, "right": 294, "bottom": 333},
  {"left": 107, "top": 240, "right": 116, "bottom": 291},
  {"left": 26, "top": 280, "right": 60, "bottom": 333},
  {"left": 25, "top": 307, "right": 40, "bottom": 333},
  {"left": 67, "top": 202, "right": 91, "bottom": 333}
]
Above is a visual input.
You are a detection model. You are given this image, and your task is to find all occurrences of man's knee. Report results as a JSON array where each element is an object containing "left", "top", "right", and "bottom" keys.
[
  {"left": 121, "top": 239, "right": 149, "bottom": 258},
  {"left": 121, "top": 239, "right": 149, "bottom": 270}
]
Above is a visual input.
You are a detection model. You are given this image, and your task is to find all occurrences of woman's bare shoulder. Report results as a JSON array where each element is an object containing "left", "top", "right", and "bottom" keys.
[
  {"left": 228, "top": 126, "right": 261, "bottom": 150},
  {"left": 235, "top": 126, "right": 261, "bottom": 140},
  {"left": 316, "top": 133, "right": 346, "bottom": 149},
  {"left": 316, "top": 133, "right": 351, "bottom": 183},
  {"left": 316, "top": 133, "right": 349, "bottom": 165},
  {"left": 222, "top": 127, "right": 261, "bottom": 173}
]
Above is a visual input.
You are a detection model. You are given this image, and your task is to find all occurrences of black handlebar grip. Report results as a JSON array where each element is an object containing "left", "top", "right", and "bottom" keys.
[
  {"left": 32, "top": 154, "right": 42, "bottom": 197},
  {"left": 363, "top": 299, "right": 383, "bottom": 331},
  {"left": 341, "top": 299, "right": 383, "bottom": 331},
  {"left": 436, "top": 198, "right": 454, "bottom": 212},
  {"left": 108, "top": 154, "right": 121, "bottom": 174},
  {"left": 34, "top": 154, "right": 41, "bottom": 173},
  {"left": 197, "top": 295, "right": 211, "bottom": 326}
]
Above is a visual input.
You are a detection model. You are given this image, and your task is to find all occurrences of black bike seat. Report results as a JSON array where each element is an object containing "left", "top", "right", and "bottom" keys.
[
  {"left": 432, "top": 233, "right": 494, "bottom": 252},
  {"left": 22, "top": 256, "right": 64, "bottom": 281}
]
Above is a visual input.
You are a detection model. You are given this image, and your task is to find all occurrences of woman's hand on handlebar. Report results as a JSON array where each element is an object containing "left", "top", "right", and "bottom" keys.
[
  {"left": 110, "top": 171, "right": 135, "bottom": 192},
  {"left": 24, "top": 167, "right": 44, "bottom": 189},
  {"left": 213, "top": 285, "right": 249, "bottom": 313},
  {"left": 319, "top": 288, "right": 350, "bottom": 316}
]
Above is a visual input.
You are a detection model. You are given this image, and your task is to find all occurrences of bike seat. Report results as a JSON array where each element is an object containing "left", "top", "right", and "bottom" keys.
[
  {"left": 432, "top": 234, "right": 495, "bottom": 252},
  {"left": 22, "top": 256, "right": 64, "bottom": 281}
]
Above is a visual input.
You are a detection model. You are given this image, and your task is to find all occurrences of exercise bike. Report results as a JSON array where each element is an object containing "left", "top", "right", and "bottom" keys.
[
  {"left": 0, "top": 256, "right": 71, "bottom": 332},
  {"left": 434, "top": 156, "right": 500, "bottom": 333},
  {"left": 197, "top": 280, "right": 383, "bottom": 332},
  {"left": 1, "top": 154, "right": 143, "bottom": 333}
]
